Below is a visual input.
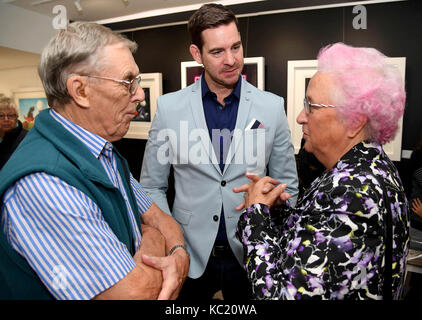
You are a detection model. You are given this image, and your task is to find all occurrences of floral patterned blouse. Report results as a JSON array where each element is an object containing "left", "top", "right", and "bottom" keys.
[{"left": 236, "top": 142, "right": 410, "bottom": 300}]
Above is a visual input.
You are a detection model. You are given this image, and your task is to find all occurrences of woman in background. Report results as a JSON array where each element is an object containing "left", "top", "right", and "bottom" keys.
[{"left": 0, "top": 95, "right": 27, "bottom": 169}]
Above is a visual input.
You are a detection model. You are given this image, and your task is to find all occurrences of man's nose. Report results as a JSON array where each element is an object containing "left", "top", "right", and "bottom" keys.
[
  {"left": 132, "top": 86, "right": 145, "bottom": 103},
  {"left": 225, "top": 51, "right": 235, "bottom": 66}
]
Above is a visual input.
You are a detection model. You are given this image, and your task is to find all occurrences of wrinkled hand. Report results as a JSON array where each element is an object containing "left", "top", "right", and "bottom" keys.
[
  {"left": 412, "top": 198, "right": 422, "bottom": 218},
  {"left": 142, "top": 248, "right": 189, "bottom": 300},
  {"left": 233, "top": 173, "right": 291, "bottom": 210}
]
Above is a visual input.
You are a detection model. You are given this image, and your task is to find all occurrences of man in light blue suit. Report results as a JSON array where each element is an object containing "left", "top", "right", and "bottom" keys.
[{"left": 140, "top": 3, "right": 298, "bottom": 300}]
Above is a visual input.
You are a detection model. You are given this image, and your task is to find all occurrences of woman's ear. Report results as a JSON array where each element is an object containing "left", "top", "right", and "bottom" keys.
[
  {"left": 189, "top": 44, "right": 203, "bottom": 65},
  {"left": 347, "top": 113, "right": 368, "bottom": 139},
  {"left": 66, "top": 75, "right": 90, "bottom": 108}
]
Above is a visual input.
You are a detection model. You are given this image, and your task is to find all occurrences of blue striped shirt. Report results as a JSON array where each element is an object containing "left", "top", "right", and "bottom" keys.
[{"left": 1, "top": 109, "right": 152, "bottom": 300}]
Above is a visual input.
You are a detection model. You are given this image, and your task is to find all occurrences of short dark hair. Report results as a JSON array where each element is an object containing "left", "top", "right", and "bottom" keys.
[{"left": 188, "top": 3, "right": 238, "bottom": 51}]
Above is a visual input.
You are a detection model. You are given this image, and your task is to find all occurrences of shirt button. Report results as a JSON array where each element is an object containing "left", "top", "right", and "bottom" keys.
[
  {"left": 221, "top": 180, "right": 226, "bottom": 187},
  {"left": 213, "top": 215, "right": 219, "bottom": 222}
]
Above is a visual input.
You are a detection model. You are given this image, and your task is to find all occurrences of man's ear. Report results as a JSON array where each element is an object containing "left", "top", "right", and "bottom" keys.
[
  {"left": 67, "top": 75, "right": 90, "bottom": 108},
  {"left": 189, "top": 44, "right": 203, "bottom": 65}
]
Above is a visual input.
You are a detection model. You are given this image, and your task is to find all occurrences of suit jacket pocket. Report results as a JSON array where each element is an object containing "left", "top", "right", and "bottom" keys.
[
  {"left": 244, "top": 128, "right": 269, "bottom": 175},
  {"left": 172, "top": 207, "right": 192, "bottom": 225}
]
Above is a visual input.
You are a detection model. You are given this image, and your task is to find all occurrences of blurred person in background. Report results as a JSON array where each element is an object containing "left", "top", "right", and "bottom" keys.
[{"left": 0, "top": 95, "right": 27, "bottom": 169}]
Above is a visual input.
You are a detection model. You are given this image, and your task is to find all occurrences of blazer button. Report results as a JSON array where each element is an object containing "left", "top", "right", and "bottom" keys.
[
  {"left": 213, "top": 215, "right": 219, "bottom": 222},
  {"left": 221, "top": 180, "right": 226, "bottom": 187}
]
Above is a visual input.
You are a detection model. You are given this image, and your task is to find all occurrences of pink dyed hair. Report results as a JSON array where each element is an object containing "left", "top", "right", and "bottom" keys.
[{"left": 317, "top": 43, "right": 406, "bottom": 144}]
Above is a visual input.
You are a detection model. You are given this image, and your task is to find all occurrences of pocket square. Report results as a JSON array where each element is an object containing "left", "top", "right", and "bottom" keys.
[{"left": 246, "top": 118, "right": 264, "bottom": 130}]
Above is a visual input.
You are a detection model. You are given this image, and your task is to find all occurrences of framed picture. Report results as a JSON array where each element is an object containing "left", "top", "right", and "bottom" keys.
[
  {"left": 181, "top": 57, "right": 265, "bottom": 90},
  {"left": 13, "top": 88, "right": 49, "bottom": 131},
  {"left": 286, "top": 57, "right": 406, "bottom": 161},
  {"left": 124, "top": 72, "right": 162, "bottom": 140}
]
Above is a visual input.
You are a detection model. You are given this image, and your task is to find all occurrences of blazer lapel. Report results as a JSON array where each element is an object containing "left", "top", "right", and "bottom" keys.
[
  {"left": 189, "top": 78, "right": 221, "bottom": 174},
  {"left": 223, "top": 78, "right": 252, "bottom": 175}
]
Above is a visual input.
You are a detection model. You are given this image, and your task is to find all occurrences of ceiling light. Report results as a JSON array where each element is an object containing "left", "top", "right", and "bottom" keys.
[
  {"left": 30, "top": 0, "right": 55, "bottom": 5},
  {"left": 74, "top": 0, "right": 83, "bottom": 13}
]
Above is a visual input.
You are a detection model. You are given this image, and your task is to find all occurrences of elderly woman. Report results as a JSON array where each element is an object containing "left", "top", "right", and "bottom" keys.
[
  {"left": 0, "top": 95, "right": 27, "bottom": 169},
  {"left": 235, "top": 43, "right": 409, "bottom": 300}
]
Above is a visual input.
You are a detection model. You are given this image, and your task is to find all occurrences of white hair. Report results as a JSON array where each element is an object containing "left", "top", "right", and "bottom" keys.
[
  {"left": 38, "top": 21, "right": 138, "bottom": 108},
  {"left": 0, "top": 94, "right": 18, "bottom": 116}
]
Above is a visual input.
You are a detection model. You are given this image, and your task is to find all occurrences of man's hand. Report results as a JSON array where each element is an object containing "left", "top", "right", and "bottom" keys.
[
  {"left": 142, "top": 247, "right": 189, "bottom": 300},
  {"left": 93, "top": 224, "right": 165, "bottom": 300},
  {"left": 141, "top": 203, "right": 189, "bottom": 299},
  {"left": 412, "top": 198, "right": 422, "bottom": 218}
]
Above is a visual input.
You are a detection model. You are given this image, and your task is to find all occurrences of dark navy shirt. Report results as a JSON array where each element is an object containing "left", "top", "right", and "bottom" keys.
[{"left": 201, "top": 75, "right": 241, "bottom": 244}]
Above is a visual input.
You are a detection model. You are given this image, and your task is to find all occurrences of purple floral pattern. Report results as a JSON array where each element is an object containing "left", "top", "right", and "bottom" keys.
[{"left": 237, "top": 142, "right": 410, "bottom": 300}]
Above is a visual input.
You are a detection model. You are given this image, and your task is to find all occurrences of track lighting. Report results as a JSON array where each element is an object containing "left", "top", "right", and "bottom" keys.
[{"left": 74, "top": 0, "right": 82, "bottom": 14}]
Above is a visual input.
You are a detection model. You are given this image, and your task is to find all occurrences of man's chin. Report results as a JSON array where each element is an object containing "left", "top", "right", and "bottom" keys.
[
  {"left": 109, "top": 123, "right": 131, "bottom": 142},
  {"left": 219, "top": 76, "right": 240, "bottom": 88}
]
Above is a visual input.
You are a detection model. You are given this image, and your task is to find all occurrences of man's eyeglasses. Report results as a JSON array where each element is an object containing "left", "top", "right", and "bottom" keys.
[
  {"left": 303, "top": 98, "right": 337, "bottom": 114},
  {"left": 0, "top": 114, "right": 17, "bottom": 120},
  {"left": 80, "top": 74, "right": 142, "bottom": 95}
]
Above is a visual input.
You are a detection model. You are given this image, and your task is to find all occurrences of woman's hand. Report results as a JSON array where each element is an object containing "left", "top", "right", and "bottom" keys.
[{"left": 233, "top": 173, "right": 291, "bottom": 210}]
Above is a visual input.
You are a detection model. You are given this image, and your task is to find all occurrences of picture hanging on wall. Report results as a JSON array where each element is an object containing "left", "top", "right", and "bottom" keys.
[
  {"left": 124, "top": 73, "right": 162, "bottom": 140},
  {"left": 181, "top": 57, "right": 265, "bottom": 90},
  {"left": 286, "top": 57, "right": 406, "bottom": 161},
  {"left": 13, "top": 88, "right": 50, "bottom": 131},
  {"left": 132, "top": 87, "right": 151, "bottom": 122}
]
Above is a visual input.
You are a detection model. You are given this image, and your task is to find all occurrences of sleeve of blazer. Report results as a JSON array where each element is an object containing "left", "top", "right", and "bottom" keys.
[
  {"left": 139, "top": 97, "right": 172, "bottom": 215},
  {"left": 267, "top": 97, "right": 299, "bottom": 207}
]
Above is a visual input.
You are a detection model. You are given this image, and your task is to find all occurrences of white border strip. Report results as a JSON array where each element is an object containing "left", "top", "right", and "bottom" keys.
[
  {"left": 95, "top": 0, "right": 266, "bottom": 25},
  {"left": 110, "top": 0, "right": 407, "bottom": 32}
]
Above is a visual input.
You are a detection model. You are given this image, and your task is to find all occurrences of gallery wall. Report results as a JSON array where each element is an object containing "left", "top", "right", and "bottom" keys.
[
  {"left": 0, "top": 3, "right": 55, "bottom": 54},
  {"left": 0, "top": 66, "right": 43, "bottom": 97},
  {"left": 112, "top": 0, "right": 422, "bottom": 196}
]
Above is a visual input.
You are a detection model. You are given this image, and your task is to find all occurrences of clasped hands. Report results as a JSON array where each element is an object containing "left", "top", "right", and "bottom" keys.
[
  {"left": 138, "top": 225, "right": 189, "bottom": 300},
  {"left": 233, "top": 173, "right": 291, "bottom": 210}
]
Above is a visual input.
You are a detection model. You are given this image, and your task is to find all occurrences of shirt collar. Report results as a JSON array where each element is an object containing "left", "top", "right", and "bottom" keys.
[
  {"left": 201, "top": 73, "right": 242, "bottom": 100},
  {"left": 49, "top": 109, "right": 110, "bottom": 159}
]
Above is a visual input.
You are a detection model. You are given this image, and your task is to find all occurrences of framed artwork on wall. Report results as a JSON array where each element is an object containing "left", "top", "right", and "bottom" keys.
[
  {"left": 13, "top": 88, "right": 49, "bottom": 131},
  {"left": 286, "top": 57, "right": 406, "bottom": 161},
  {"left": 181, "top": 57, "right": 265, "bottom": 90},
  {"left": 124, "top": 72, "right": 162, "bottom": 140}
]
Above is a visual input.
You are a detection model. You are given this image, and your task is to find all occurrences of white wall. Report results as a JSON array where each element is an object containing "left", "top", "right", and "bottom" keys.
[
  {"left": 0, "top": 66, "right": 43, "bottom": 98},
  {"left": 0, "top": 3, "right": 55, "bottom": 54},
  {"left": 0, "top": 3, "right": 49, "bottom": 101}
]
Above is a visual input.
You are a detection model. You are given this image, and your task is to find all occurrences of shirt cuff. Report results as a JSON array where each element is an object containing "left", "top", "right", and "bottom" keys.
[
  {"left": 237, "top": 203, "right": 273, "bottom": 245},
  {"left": 246, "top": 203, "right": 271, "bottom": 216}
]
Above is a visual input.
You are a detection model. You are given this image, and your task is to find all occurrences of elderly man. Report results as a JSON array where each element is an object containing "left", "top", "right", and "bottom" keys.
[
  {"left": 0, "top": 22, "right": 189, "bottom": 300},
  {"left": 0, "top": 95, "right": 27, "bottom": 169}
]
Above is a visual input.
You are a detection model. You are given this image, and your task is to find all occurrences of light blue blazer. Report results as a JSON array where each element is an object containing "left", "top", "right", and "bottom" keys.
[{"left": 140, "top": 77, "right": 298, "bottom": 278}]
